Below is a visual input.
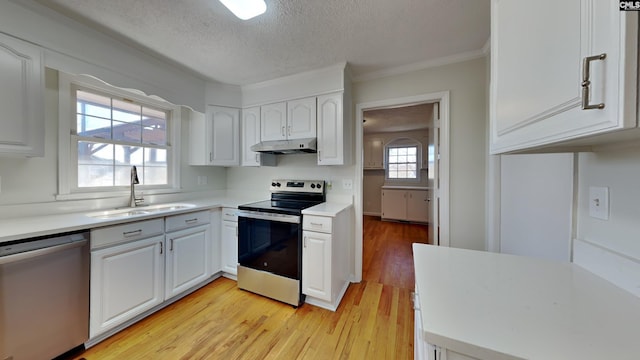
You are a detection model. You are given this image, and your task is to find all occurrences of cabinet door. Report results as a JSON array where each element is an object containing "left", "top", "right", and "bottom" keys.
[
  {"left": 364, "top": 138, "right": 384, "bottom": 169},
  {"left": 221, "top": 220, "right": 238, "bottom": 275},
  {"left": 287, "top": 97, "right": 317, "bottom": 140},
  {"left": 209, "top": 105, "right": 240, "bottom": 166},
  {"left": 241, "top": 107, "right": 261, "bottom": 166},
  {"left": 381, "top": 189, "right": 407, "bottom": 221},
  {"left": 490, "top": 0, "right": 638, "bottom": 154},
  {"left": 407, "top": 190, "right": 429, "bottom": 223},
  {"left": 302, "top": 231, "right": 332, "bottom": 302},
  {"left": 317, "top": 92, "right": 344, "bottom": 165},
  {"left": 261, "top": 102, "right": 287, "bottom": 141},
  {"left": 188, "top": 110, "right": 210, "bottom": 165},
  {"left": 90, "top": 235, "right": 164, "bottom": 338},
  {"left": 165, "top": 225, "right": 210, "bottom": 299},
  {"left": 0, "top": 33, "right": 44, "bottom": 157}
]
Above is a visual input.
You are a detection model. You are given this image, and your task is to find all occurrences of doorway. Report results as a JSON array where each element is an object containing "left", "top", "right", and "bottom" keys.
[{"left": 353, "top": 92, "right": 450, "bottom": 282}]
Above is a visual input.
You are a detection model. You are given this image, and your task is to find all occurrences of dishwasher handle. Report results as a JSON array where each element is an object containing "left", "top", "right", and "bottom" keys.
[{"left": 0, "top": 239, "right": 88, "bottom": 265}]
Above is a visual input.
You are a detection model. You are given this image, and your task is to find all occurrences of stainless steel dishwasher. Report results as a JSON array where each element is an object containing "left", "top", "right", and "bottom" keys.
[{"left": 0, "top": 231, "right": 90, "bottom": 360}]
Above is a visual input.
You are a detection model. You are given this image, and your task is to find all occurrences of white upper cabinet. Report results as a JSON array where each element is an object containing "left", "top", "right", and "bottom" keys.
[
  {"left": 261, "top": 102, "right": 287, "bottom": 141},
  {"left": 490, "top": 0, "right": 638, "bottom": 154},
  {"left": 189, "top": 106, "right": 239, "bottom": 166},
  {"left": 317, "top": 92, "right": 347, "bottom": 165},
  {"left": 242, "top": 107, "right": 275, "bottom": 166},
  {"left": 242, "top": 107, "right": 261, "bottom": 166},
  {"left": 287, "top": 97, "right": 317, "bottom": 139},
  {"left": 363, "top": 137, "right": 384, "bottom": 169},
  {"left": 261, "top": 97, "right": 317, "bottom": 142},
  {"left": 0, "top": 33, "right": 44, "bottom": 157},
  {"left": 209, "top": 106, "right": 240, "bottom": 166}
]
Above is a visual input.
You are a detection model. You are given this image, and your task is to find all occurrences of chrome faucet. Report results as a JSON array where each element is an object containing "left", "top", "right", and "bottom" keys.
[{"left": 129, "top": 166, "right": 144, "bottom": 207}]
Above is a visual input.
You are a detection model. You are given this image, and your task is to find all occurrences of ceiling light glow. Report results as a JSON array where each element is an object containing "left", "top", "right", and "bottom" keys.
[{"left": 219, "top": 0, "right": 267, "bottom": 20}]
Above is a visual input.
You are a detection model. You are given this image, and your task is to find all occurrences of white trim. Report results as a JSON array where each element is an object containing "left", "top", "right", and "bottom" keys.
[
  {"left": 352, "top": 50, "right": 485, "bottom": 82},
  {"left": 57, "top": 71, "right": 182, "bottom": 199},
  {"left": 354, "top": 91, "right": 451, "bottom": 282}
]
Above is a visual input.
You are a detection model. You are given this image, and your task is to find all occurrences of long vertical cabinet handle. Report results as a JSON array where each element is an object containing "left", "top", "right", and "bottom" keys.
[
  {"left": 160, "top": 241, "right": 163, "bottom": 254},
  {"left": 304, "top": 236, "right": 307, "bottom": 248},
  {"left": 170, "top": 239, "right": 174, "bottom": 251},
  {"left": 281, "top": 126, "right": 285, "bottom": 137},
  {"left": 287, "top": 125, "right": 291, "bottom": 137},
  {"left": 581, "top": 53, "right": 606, "bottom": 110}
]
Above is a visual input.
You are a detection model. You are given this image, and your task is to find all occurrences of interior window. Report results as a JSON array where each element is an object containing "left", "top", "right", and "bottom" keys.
[{"left": 385, "top": 138, "right": 421, "bottom": 181}]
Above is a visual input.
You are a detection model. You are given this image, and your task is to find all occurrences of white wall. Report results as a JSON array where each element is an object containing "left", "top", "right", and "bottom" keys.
[
  {"left": 226, "top": 154, "right": 355, "bottom": 202},
  {"left": 354, "top": 58, "right": 488, "bottom": 250},
  {"left": 576, "top": 147, "right": 640, "bottom": 261},
  {"left": 0, "top": 0, "right": 206, "bottom": 111},
  {"left": 500, "top": 154, "right": 574, "bottom": 262},
  {"left": 0, "top": 3, "right": 225, "bottom": 212}
]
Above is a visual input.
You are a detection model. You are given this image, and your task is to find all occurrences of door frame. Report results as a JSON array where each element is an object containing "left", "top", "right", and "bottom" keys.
[{"left": 353, "top": 91, "right": 450, "bottom": 282}]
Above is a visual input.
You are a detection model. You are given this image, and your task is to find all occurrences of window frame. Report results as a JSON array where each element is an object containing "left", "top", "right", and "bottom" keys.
[
  {"left": 57, "top": 72, "right": 182, "bottom": 200},
  {"left": 384, "top": 138, "right": 422, "bottom": 183}
]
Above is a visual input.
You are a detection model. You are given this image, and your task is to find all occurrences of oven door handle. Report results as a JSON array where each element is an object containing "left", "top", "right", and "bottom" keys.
[{"left": 237, "top": 210, "right": 301, "bottom": 224}]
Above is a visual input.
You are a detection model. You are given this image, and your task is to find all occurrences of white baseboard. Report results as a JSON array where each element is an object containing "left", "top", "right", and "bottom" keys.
[
  {"left": 573, "top": 238, "right": 640, "bottom": 298},
  {"left": 363, "top": 211, "right": 381, "bottom": 217}
]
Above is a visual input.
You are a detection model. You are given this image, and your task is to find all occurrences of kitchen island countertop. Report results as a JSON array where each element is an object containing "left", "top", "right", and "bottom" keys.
[{"left": 413, "top": 244, "right": 640, "bottom": 360}]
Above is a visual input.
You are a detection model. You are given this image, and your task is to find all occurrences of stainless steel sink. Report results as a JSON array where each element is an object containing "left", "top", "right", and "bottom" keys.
[{"left": 87, "top": 203, "right": 196, "bottom": 219}]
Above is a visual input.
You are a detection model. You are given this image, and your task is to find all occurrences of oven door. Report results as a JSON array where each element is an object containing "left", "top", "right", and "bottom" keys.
[{"left": 237, "top": 210, "right": 301, "bottom": 280}]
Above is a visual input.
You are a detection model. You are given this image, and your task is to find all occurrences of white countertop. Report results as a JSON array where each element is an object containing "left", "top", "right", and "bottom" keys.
[
  {"left": 302, "top": 202, "right": 352, "bottom": 217},
  {"left": 413, "top": 244, "right": 640, "bottom": 360},
  {"left": 0, "top": 197, "right": 352, "bottom": 244}
]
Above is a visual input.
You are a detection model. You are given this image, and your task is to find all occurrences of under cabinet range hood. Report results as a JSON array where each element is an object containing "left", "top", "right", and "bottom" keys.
[{"left": 250, "top": 138, "right": 317, "bottom": 155}]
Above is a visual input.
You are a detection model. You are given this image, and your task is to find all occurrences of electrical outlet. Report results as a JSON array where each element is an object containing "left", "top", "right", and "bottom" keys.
[
  {"left": 589, "top": 186, "right": 609, "bottom": 220},
  {"left": 342, "top": 179, "right": 353, "bottom": 190}
]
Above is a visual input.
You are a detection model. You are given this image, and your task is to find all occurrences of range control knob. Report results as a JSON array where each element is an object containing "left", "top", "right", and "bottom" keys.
[
  {"left": 271, "top": 182, "right": 276, "bottom": 187},
  {"left": 276, "top": 182, "right": 281, "bottom": 187},
  {"left": 311, "top": 183, "right": 316, "bottom": 189},
  {"left": 316, "top": 183, "right": 322, "bottom": 189}
]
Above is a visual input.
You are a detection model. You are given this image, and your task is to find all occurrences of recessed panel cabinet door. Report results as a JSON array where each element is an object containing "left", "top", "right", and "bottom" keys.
[
  {"left": 221, "top": 220, "right": 238, "bottom": 275},
  {"left": 165, "top": 225, "right": 210, "bottom": 299},
  {"left": 261, "top": 102, "right": 287, "bottom": 141},
  {"left": 490, "top": 0, "right": 638, "bottom": 153},
  {"left": 407, "top": 190, "right": 429, "bottom": 223},
  {"left": 302, "top": 230, "right": 331, "bottom": 302},
  {"left": 90, "top": 235, "right": 164, "bottom": 338},
  {"left": 381, "top": 189, "right": 407, "bottom": 221},
  {"left": 317, "top": 92, "right": 344, "bottom": 165},
  {"left": 209, "top": 106, "right": 240, "bottom": 166},
  {"left": 0, "top": 33, "right": 44, "bottom": 157},
  {"left": 287, "top": 97, "right": 316, "bottom": 140}
]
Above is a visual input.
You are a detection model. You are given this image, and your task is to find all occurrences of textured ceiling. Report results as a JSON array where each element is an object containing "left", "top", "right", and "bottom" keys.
[
  {"left": 364, "top": 103, "right": 433, "bottom": 134},
  {"left": 36, "top": 0, "right": 490, "bottom": 85}
]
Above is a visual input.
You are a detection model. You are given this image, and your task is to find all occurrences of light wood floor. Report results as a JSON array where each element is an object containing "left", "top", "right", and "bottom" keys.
[{"left": 71, "top": 216, "right": 428, "bottom": 360}]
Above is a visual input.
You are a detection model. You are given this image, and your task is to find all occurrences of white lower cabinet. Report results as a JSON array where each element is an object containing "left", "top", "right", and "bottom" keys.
[
  {"left": 381, "top": 188, "right": 429, "bottom": 223},
  {"left": 302, "top": 230, "right": 331, "bottom": 301},
  {"left": 90, "top": 211, "right": 213, "bottom": 340},
  {"left": 301, "top": 207, "right": 352, "bottom": 311},
  {"left": 90, "top": 234, "right": 164, "bottom": 338},
  {"left": 220, "top": 207, "right": 238, "bottom": 277},
  {"left": 164, "top": 225, "right": 210, "bottom": 299}
]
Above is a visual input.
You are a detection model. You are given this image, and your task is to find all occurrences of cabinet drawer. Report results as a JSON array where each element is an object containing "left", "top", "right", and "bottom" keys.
[
  {"left": 91, "top": 218, "right": 164, "bottom": 249},
  {"left": 303, "top": 215, "right": 332, "bottom": 233},
  {"left": 221, "top": 207, "right": 238, "bottom": 222},
  {"left": 165, "top": 210, "right": 210, "bottom": 232}
]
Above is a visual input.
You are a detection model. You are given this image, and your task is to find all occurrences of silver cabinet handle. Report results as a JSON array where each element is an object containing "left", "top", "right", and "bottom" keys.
[
  {"left": 123, "top": 229, "right": 142, "bottom": 237},
  {"left": 209, "top": 152, "right": 213, "bottom": 162},
  {"left": 281, "top": 126, "right": 285, "bottom": 137},
  {"left": 185, "top": 218, "right": 198, "bottom": 224},
  {"left": 160, "top": 241, "right": 163, "bottom": 254},
  {"left": 581, "top": 53, "right": 606, "bottom": 110},
  {"left": 303, "top": 236, "right": 307, "bottom": 248},
  {"left": 310, "top": 222, "right": 323, "bottom": 227},
  {"left": 255, "top": 153, "right": 259, "bottom": 163},
  {"left": 170, "top": 239, "right": 174, "bottom": 251},
  {"left": 287, "top": 125, "right": 291, "bottom": 137}
]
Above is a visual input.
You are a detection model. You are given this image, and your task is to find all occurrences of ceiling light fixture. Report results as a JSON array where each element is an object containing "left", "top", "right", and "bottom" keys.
[{"left": 219, "top": 0, "right": 267, "bottom": 20}]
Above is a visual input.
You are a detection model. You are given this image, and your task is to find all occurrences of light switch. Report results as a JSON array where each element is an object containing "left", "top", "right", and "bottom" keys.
[
  {"left": 342, "top": 179, "right": 353, "bottom": 190},
  {"left": 589, "top": 186, "right": 609, "bottom": 220}
]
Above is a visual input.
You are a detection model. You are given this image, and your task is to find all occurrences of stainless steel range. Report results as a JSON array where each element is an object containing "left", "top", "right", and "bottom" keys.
[{"left": 237, "top": 179, "right": 325, "bottom": 307}]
